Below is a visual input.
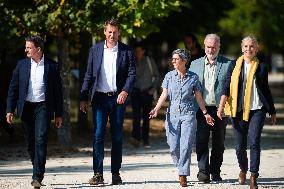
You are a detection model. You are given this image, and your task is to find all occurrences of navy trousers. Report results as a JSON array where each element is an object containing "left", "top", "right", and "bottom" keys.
[
  {"left": 21, "top": 101, "right": 50, "bottom": 182},
  {"left": 232, "top": 108, "right": 266, "bottom": 176},
  {"left": 92, "top": 93, "right": 125, "bottom": 174}
]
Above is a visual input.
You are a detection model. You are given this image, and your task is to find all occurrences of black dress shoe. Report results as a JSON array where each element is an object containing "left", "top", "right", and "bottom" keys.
[
  {"left": 211, "top": 174, "right": 222, "bottom": 181},
  {"left": 197, "top": 172, "right": 210, "bottom": 183},
  {"left": 112, "top": 173, "right": 122, "bottom": 185},
  {"left": 31, "top": 180, "right": 42, "bottom": 188}
]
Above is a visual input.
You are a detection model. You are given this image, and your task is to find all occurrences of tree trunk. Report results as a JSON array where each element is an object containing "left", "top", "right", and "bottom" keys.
[
  {"left": 57, "top": 36, "right": 72, "bottom": 147},
  {"left": 77, "top": 32, "right": 92, "bottom": 132}
]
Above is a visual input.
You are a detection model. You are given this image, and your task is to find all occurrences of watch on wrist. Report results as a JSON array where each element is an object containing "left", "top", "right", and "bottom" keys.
[{"left": 203, "top": 110, "right": 208, "bottom": 115}]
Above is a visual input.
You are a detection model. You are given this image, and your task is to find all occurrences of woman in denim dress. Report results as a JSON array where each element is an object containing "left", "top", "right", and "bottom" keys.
[{"left": 149, "top": 49, "right": 214, "bottom": 187}]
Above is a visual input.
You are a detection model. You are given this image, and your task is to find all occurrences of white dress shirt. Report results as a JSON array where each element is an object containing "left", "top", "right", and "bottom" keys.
[
  {"left": 26, "top": 55, "right": 45, "bottom": 102},
  {"left": 96, "top": 41, "right": 118, "bottom": 92}
]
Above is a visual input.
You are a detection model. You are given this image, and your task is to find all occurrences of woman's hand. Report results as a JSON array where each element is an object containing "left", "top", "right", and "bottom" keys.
[
  {"left": 149, "top": 108, "right": 158, "bottom": 119},
  {"left": 217, "top": 95, "right": 227, "bottom": 120}
]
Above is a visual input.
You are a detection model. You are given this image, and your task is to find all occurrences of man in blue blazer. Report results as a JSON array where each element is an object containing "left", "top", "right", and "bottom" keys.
[
  {"left": 80, "top": 19, "right": 136, "bottom": 185},
  {"left": 6, "top": 36, "right": 63, "bottom": 188},
  {"left": 189, "top": 34, "right": 231, "bottom": 183}
]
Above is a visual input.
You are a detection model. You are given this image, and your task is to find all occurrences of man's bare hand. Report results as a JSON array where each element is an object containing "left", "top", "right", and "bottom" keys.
[
  {"left": 80, "top": 101, "right": 88, "bottom": 113},
  {"left": 55, "top": 117, "right": 63, "bottom": 128},
  {"left": 6, "top": 113, "right": 13, "bottom": 124},
  {"left": 117, "top": 91, "right": 128, "bottom": 104},
  {"left": 271, "top": 114, "right": 277, "bottom": 125}
]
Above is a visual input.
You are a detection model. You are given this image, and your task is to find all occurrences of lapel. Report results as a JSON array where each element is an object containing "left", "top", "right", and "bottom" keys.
[
  {"left": 215, "top": 56, "right": 222, "bottom": 83},
  {"left": 44, "top": 57, "right": 49, "bottom": 91},
  {"left": 116, "top": 42, "right": 123, "bottom": 74},
  {"left": 199, "top": 57, "right": 205, "bottom": 84},
  {"left": 23, "top": 59, "right": 31, "bottom": 92},
  {"left": 97, "top": 43, "right": 104, "bottom": 76}
]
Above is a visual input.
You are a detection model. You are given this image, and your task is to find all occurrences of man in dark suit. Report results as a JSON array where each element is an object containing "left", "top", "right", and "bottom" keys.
[
  {"left": 80, "top": 19, "right": 136, "bottom": 185},
  {"left": 6, "top": 36, "right": 63, "bottom": 189},
  {"left": 189, "top": 34, "right": 231, "bottom": 183}
]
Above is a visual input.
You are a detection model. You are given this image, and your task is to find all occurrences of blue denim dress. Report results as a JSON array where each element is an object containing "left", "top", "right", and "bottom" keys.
[{"left": 162, "top": 70, "right": 201, "bottom": 176}]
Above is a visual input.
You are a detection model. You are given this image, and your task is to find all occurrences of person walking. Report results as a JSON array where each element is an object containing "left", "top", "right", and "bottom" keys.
[
  {"left": 149, "top": 49, "right": 214, "bottom": 187},
  {"left": 131, "top": 42, "right": 159, "bottom": 148},
  {"left": 79, "top": 19, "right": 136, "bottom": 185},
  {"left": 217, "top": 36, "right": 277, "bottom": 189},
  {"left": 184, "top": 33, "right": 205, "bottom": 68},
  {"left": 189, "top": 33, "right": 231, "bottom": 183},
  {"left": 6, "top": 36, "right": 63, "bottom": 189}
]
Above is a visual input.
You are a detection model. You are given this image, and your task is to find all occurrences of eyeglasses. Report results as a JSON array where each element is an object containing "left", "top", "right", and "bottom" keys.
[{"left": 171, "top": 57, "right": 181, "bottom": 61}]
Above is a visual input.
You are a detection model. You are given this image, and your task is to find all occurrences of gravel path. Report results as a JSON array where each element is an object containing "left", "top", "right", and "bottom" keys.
[{"left": 1, "top": 125, "right": 284, "bottom": 189}]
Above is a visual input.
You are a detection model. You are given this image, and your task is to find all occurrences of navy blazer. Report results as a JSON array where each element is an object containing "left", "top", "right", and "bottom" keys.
[
  {"left": 80, "top": 41, "right": 136, "bottom": 102},
  {"left": 6, "top": 57, "right": 63, "bottom": 119},
  {"left": 189, "top": 55, "right": 231, "bottom": 110},
  {"left": 222, "top": 59, "right": 276, "bottom": 115}
]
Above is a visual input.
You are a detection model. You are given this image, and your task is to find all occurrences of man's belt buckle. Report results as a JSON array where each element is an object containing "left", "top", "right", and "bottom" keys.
[{"left": 107, "top": 91, "right": 116, "bottom": 96}]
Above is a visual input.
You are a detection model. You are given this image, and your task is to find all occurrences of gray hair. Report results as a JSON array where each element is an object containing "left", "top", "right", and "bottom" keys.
[
  {"left": 241, "top": 36, "right": 258, "bottom": 48},
  {"left": 204, "top": 33, "right": 220, "bottom": 46},
  {"left": 172, "top": 49, "right": 191, "bottom": 64}
]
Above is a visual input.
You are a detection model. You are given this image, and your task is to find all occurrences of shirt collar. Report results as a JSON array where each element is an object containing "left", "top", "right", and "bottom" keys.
[
  {"left": 31, "top": 54, "right": 44, "bottom": 66},
  {"left": 205, "top": 55, "right": 217, "bottom": 65},
  {"left": 174, "top": 69, "right": 189, "bottom": 77},
  {"left": 104, "top": 41, "right": 118, "bottom": 52}
]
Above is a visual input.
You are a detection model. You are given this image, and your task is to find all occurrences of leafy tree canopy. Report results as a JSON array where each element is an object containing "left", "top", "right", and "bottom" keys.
[
  {"left": 1, "top": 0, "right": 181, "bottom": 39},
  {"left": 219, "top": 0, "right": 284, "bottom": 54}
]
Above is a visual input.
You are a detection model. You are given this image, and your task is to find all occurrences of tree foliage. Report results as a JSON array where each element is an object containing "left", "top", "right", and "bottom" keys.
[
  {"left": 1, "top": 0, "right": 181, "bottom": 39},
  {"left": 219, "top": 0, "right": 284, "bottom": 54}
]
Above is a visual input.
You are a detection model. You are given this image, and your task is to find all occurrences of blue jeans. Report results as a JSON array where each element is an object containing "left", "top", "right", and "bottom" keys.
[
  {"left": 232, "top": 108, "right": 266, "bottom": 176},
  {"left": 21, "top": 101, "right": 50, "bottom": 182},
  {"left": 196, "top": 106, "right": 228, "bottom": 176},
  {"left": 131, "top": 90, "right": 153, "bottom": 144},
  {"left": 92, "top": 93, "right": 125, "bottom": 174}
]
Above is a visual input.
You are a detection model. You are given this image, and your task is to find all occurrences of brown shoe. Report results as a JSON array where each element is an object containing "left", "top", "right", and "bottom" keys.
[
  {"left": 179, "top": 175, "right": 187, "bottom": 187},
  {"left": 31, "top": 180, "right": 43, "bottom": 189},
  {"left": 238, "top": 171, "right": 246, "bottom": 185},
  {"left": 250, "top": 173, "right": 258, "bottom": 189},
  {"left": 89, "top": 173, "right": 104, "bottom": 185}
]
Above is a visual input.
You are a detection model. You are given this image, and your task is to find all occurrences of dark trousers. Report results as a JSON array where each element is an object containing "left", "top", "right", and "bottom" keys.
[
  {"left": 92, "top": 93, "right": 125, "bottom": 174},
  {"left": 131, "top": 90, "right": 153, "bottom": 145},
  {"left": 21, "top": 101, "right": 50, "bottom": 182},
  {"left": 196, "top": 106, "right": 228, "bottom": 176},
  {"left": 232, "top": 108, "right": 266, "bottom": 176}
]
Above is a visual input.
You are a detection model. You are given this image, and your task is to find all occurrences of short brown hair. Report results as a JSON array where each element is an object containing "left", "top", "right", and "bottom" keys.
[
  {"left": 25, "top": 36, "right": 44, "bottom": 51},
  {"left": 104, "top": 19, "right": 120, "bottom": 31}
]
